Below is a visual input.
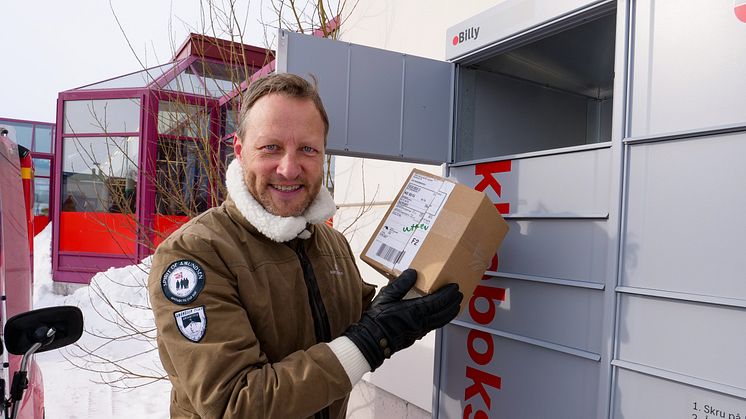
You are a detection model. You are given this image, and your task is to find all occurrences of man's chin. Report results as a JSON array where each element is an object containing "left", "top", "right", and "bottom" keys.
[
  {"left": 249, "top": 184, "right": 320, "bottom": 217},
  {"left": 269, "top": 207, "right": 305, "bottom": 217},
  {"left": 262, "top": 197, "right": 311, "bottom": 217}
]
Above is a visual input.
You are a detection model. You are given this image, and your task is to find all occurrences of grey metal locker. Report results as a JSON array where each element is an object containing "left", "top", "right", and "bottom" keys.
[
  {"left": 629, "top": 0, "right": 746, "bottom": 137},
  {"left": 277, "top": 30, "right": 453, "bottom": 164},
  {"left": 276, "top": 0, "right": 746, "bottom": 417},
  {"left": 614, "top": 0, "right": 746, "bottom": 417}
]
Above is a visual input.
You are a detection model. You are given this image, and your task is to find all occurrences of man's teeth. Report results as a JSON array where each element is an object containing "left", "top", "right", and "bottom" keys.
[{"left": 273, "top": 185, "right": 301, "bottom": 191}]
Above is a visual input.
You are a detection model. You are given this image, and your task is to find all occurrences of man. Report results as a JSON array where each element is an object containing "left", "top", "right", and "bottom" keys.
[{"left": 148, "top": 73, "right": 463, "bottom": 419}]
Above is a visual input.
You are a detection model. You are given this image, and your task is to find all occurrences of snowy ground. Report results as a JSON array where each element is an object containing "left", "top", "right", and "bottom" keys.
[{"left": 32, "top": 225, "right": 171, "bottom": 418}]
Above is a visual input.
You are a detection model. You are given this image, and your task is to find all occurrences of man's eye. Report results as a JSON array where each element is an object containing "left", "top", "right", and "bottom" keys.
[
  {"left": 263, "top": 145, "right": 278, "bottom": 151},
  {"left": 302, "top": 146, "right": 317, "bottom": 154}
]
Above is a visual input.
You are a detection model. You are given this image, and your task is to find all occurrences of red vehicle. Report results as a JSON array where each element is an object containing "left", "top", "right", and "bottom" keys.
[{"left": 0, "top": 125, "right": 83, "bottom": 419}]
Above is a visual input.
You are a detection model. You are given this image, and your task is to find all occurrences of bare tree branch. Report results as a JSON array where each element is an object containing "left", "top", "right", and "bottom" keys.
[{"left": 65, "top": 0, "right": 369, "bottom": 390}]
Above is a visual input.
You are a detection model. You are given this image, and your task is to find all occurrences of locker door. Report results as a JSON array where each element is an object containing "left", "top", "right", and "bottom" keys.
[
  {"left": 629, "top": 0, "right": 746, "bottom": 136},
  {"left": 277, "top": 29, "right": 454, "bottom": 164}
]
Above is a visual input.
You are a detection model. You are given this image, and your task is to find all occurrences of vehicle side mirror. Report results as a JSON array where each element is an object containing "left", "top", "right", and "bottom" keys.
[{"left": 4, "top": 306, "right": 84, "bottom": 355}]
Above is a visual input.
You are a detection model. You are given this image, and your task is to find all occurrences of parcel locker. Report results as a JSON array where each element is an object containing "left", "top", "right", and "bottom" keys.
[{"left": 277, "top": 0, "right": 746, "bottom": 417}]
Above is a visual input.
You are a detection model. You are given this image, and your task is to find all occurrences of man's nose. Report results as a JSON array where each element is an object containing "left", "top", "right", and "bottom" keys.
[{"left": 276, "top": 152, "right": 302, "bottom": 179}]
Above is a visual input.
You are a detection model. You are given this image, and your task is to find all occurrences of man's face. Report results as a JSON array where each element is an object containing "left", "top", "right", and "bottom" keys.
[{"left": 234, "top": 94, "right": 326, "bottom": 217}]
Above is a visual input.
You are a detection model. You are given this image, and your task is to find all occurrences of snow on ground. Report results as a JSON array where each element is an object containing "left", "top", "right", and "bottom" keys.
[{"left": 32, "top": 224, "right": 171, "bottom": 418}]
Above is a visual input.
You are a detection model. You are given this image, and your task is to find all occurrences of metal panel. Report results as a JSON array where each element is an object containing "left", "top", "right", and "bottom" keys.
[
  {"left": 276, "top": 30, "right": 349, "bottom": 152},
  {"left": 455, "top": 68, "right": 595, "bottom": 161},
  {"left": 446, "top": 0, "right": 607, "bottom": 61},
  {"left": 450, "top": 147, "right": 611, "bottom": 217},
  {"left": 613, "top": 368, "right": 746, "bottom": 419},
  {"left": 449, "top": 150, "right": 612, "bottom": 285},
  {"left": 401, "top": 56, "right": 453, "bottom": 163},
  {"left": 346, "top": 45, "right": 402, "bottom": 158},
  {"left": 277, "top": 30, "right": 452, "bottom": 164},
  {"left": 457, "top": 277, "right": 605, "bottom": 354},
  {"left": 622, "top": 132, "right": 746, "bottom": 300},
  {"left": 629, "top": 0, "right": 746, "bottom": 136},
  {"left": 498, "top": 219, "right": 610, "bottom": 284},
  {"left": 617, "top": 294, "right": 746, "bottom": 392},
  {"left": 470, "top": 12, "right": 616, "bottom": 99},
  {"left": 436, "top": 323, "right": 601, "bottom": 419}
]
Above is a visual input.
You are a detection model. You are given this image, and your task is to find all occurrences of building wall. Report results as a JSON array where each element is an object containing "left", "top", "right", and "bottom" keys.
[{"left": 333, "top": 1, "right": 505, "bottom": 414}]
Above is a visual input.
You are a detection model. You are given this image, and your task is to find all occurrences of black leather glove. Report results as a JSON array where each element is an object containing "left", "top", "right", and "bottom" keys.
[{"left": 344, "top": 269, "right": 463, "bottom": 371}]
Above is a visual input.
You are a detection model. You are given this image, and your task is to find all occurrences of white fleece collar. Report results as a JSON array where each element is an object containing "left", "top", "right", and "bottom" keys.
[{"left": 225, "top": 159, "right": 337, "bottom": 242}]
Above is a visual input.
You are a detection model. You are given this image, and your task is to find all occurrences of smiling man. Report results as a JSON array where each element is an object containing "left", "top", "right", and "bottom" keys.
[
  {"left": 236, "top": 89, "right": 325, "bottom": 218},
  {"left": 148, "top": 73, "right": 463, "bottom": 419}
]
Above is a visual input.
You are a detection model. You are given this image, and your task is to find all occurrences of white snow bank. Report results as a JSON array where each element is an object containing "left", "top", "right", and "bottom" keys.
[{"left": 33, "top": 224, "right": 170, "bottom": 418}]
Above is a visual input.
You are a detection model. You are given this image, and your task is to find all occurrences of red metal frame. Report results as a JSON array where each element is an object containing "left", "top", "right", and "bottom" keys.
[
  {"left": 53, "top": 89, "right": 147, "bottom": 282},
  {"left": 0, "top": 117, "right": 56, "bottom": 235},
  {"left": 51, "top": 46, "right": 253, "bottom": 283},
  {"left": 50, "top": 26, "right": 351, "bottom": 283},
  {"left": 0, "top": 127, "right": 45, "bottom": 419}
]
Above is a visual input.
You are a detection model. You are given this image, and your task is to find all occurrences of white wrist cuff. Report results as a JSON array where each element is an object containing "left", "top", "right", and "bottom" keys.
[{"left": 326, "top": 336, "right": 371, "bottom": 385}]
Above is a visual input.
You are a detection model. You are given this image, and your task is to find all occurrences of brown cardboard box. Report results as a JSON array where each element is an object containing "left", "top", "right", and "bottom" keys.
[{"left": 361, "top": 169, "right": 509, "bottom": 308}]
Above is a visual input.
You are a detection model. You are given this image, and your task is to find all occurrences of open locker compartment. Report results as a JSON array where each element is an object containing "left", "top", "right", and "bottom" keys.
[{"left": 454, "top": 10, "right": 616, "bottom": 162}]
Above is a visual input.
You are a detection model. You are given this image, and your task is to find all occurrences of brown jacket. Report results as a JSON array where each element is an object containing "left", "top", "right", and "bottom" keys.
[{"left": 148, "top": 198, "right": 375, "bottom": 418}]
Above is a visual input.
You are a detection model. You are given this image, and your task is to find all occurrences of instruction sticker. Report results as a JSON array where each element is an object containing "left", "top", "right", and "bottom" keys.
[{"left": 366, "top": 172, "right": 455, "bottom": 271}]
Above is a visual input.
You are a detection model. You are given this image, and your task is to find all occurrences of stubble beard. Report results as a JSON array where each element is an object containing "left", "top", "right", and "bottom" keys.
[{"left": 244, "top": 172, "right": 320, "bottom": 217}]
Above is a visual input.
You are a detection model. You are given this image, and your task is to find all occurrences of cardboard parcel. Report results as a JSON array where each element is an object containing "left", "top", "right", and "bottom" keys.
[{"left": 361, "top": 169, "right": 509, "bottom": 309}]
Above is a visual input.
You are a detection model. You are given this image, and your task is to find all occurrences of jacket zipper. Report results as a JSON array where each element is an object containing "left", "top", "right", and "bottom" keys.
[
  {"left": 294, "top": 242, "right": 332, "bottom": 343},
  {"left": 293, "top": 241, "right": 332, "bottom": 419}
]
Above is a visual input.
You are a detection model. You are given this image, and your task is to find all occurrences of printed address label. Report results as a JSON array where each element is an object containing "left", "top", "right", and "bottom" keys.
[{"left": 366, "top": 172, "right": 455, "bottom": 271}]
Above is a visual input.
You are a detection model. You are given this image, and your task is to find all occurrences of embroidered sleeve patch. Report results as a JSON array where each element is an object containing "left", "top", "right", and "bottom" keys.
[
  {"left": 174, "top": 306, "right": 207, "bottom": 342},
  {"left": 161, "top": 260, "right": 206, "bottom": 305}
]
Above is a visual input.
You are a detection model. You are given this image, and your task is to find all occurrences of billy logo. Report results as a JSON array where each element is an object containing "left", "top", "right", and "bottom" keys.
[{"left": 452, "top": 26, "right": 480, "bottom": 46}]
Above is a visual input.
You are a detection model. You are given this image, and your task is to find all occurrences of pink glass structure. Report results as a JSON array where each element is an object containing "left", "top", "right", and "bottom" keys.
[
  {"left": 0, "top": 117, "right": 55, "bottom": 233},
  {"left": 52, "top": 34, "right": 272, "bottom": 284}
]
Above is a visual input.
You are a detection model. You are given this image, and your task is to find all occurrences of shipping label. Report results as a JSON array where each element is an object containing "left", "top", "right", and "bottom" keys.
[{"left": 365, "top": 172, "right": 455, "bottom": 271}]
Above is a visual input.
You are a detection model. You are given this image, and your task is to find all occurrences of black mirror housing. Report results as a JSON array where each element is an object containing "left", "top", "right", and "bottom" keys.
[{"left": 4, "top": 306, "right": 84, "bottom": 355}]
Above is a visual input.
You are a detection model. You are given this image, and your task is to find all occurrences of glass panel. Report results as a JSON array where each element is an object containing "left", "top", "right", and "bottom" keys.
[
  {"left": 158, "top": 101, "right": 210, "bottom": 137},
  {"left": 193, "top": 60, "right": 243, "bottom": 97},
  {"left": 156, "top": 138, "right": 210, "bottom": 216},
  {"left": 323, "top": 155, "right": 335, "bottom": 196},
  {"left": 221, "top": 137, "right": 234, "bottom": 164},
  {"left": 77, "top": 62, "right": 177, "bottom": 90},
  {"left": 61, "top": 136, "right": 139, "bottom": 213},
  {"left": 33, "top": 158, "right": 51, "bottom": 177},
  {"left": 220, "top": 98, "right": 240, "bottom": 137},
  {"left": 216, "top": 139, "right": 234, "bottom": 201},
  {"left": 0, "top": 121, "right": 33, "bottom": 149},
  {"left": 163, "top": 60, "right": 244, "bottom": 98},
  {"left": 34, "top": 125, "right": 54, "bottom": 152},
  {"left": 33, "top": 178, "right": 50, "bottom": 216},
  {"left": 63, "top": 98, "right": 141, "bottom": 134},
  {"left": 163, "top": 65, "right": 207, "bottom": 96}
]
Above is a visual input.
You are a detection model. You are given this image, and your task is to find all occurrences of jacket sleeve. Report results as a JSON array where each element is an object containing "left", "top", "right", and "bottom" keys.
[{"left": 149, "top": 233, "right": 352, "bottom": 419}]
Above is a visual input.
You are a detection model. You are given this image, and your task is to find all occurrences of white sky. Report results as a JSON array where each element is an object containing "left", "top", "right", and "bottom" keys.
[{"left": 0, "top": 0, "right": 275, "bottom": 123}]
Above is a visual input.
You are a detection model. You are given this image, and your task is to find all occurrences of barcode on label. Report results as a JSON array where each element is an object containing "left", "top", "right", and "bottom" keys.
[{"left": 376, "top": 243, "right": 405, "bottom": 264}]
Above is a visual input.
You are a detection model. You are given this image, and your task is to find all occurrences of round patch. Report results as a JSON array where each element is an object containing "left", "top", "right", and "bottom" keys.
[{"left": 161, "top": 260, "right": 206, "bottom": 305}]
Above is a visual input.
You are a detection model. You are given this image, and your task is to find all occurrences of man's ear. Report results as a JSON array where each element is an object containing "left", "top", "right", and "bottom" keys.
[{"left": 233, "top": 134, "right": 243, "bottom": 163}]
